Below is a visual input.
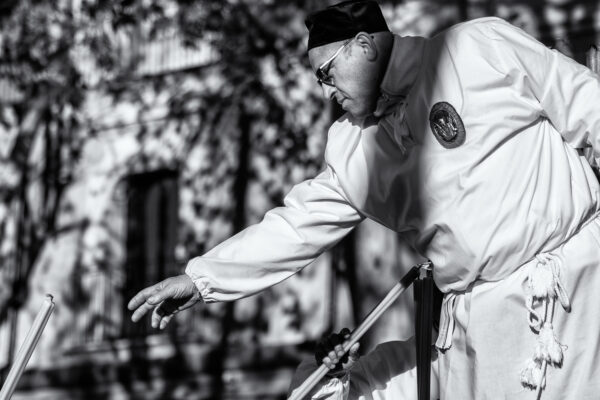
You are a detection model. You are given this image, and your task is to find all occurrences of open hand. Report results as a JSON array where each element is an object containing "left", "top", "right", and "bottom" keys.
[
  {"left": 127, "top": 274, "right": 202, "bottom": 330},
  {"left": 315, "top": 328, "right": 360, "bottom": 376}
]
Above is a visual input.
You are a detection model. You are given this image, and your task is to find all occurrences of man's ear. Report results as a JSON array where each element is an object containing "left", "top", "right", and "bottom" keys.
[{"left": 354, "top": 32, "right": 377, "bottom": 61}]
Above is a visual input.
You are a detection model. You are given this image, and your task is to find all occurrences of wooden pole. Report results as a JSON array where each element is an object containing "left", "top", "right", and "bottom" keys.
[
  {"left": 0, "top": 295, "right": 55, "bottom": 400},
  {"left": 288, "top": 264, "right": 423, "bottom": 400}
]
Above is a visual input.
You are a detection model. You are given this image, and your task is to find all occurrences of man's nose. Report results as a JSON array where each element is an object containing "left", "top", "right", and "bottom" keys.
[{"left": 321, "top": 84, "right": 336, "bottom": 101}]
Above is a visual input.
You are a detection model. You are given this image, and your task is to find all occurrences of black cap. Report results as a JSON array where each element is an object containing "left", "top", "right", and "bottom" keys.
[{"left": 305, "top": 1, "right": 390, "bottom": 50}]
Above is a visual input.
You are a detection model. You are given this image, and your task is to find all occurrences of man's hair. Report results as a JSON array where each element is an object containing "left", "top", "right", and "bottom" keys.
[{"left": 305, "top": 0, "right": 389, "bottom": 51}]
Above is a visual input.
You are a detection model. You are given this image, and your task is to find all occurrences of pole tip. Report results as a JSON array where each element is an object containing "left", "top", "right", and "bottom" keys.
[{"left": 45, "top": 294, "right": 54, "bottom": 302}]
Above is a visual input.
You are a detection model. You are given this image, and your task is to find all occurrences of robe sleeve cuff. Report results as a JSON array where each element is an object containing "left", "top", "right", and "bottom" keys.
[
  {"left": 185, "top": 257, "right": 217, "bottom": 303},
  {"left": 308, "top": 372, "right": 350, "bottom": 400}
]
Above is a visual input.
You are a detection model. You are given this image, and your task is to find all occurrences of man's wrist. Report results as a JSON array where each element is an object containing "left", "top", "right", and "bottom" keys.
[{"left": 183, "top": 274, "right": 202, "bottom": 301}]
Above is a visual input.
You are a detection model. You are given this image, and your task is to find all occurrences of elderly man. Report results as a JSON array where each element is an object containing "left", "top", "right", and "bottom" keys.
[{"left": 128, "top": 1, "right": 600, "bottom": 398}]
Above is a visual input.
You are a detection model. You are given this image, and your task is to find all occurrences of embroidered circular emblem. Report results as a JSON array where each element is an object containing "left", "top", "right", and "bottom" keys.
[{"left": 429, "top": 102, "right": 465, "bottom": 149}]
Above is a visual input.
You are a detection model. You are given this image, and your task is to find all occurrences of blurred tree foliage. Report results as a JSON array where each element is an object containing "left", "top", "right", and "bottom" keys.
[{"left": 0, "top": 0, "right": 343, "bottom": 325}]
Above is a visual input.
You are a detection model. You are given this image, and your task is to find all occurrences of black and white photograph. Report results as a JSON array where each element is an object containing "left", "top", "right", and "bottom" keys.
[{"left": 1, "top": 0, "right": 600, "bottom": 399}]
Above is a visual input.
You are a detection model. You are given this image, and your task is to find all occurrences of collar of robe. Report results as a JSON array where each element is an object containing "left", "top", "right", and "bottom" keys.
[{"left": 379, "top": 35, "right": 426, "bottom": 100}]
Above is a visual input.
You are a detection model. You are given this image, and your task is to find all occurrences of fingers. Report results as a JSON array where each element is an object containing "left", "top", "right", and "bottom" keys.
[
  {"left": 325, "top": 348, "right": 340, "bottom": 369},
  {"left": 316, "top": 341, "right": 338, "bottom": 369},
  {"left": 327, "top": 333, "right": 345, "bottom": 368},
  {"left": 315, "top": 328, "right": 355, "bottom": 371},
  {"left": 128, "top": 279, "right": 174, "bottom": 323},
  {"left": 130, "top": 282, "right": 166, "bottom": 322},
  {"left": 320, "top": 349, "right": 341, "bottom": 370},
  {"left": 151, "top": 302, "right": 178, "bottom": 330},
  {"left": 338, "top": 328, "right": 354, "bottom": 363},
  {"left": 159, "top": 314, "right": 174, "bottom": 330},
  {"left": 348, "top": 342, "right": 360, "bottom": 361},
  {"left": 327, "top": 332, "right": 343, "bottom": 356},
  {"left": 324, "top": 343, "right": 359, "bottom": 370},
  {"left": 322, "top": 356, "right": 337, "bottom": 370},
  {"left": 131, "top": 301, "right": 155, "bottom": 323},
  {"left": 127, "top": 284, "right": 161, "bottom": 311}
]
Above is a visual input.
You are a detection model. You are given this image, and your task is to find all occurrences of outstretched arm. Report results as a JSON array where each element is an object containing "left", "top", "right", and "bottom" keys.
[
  {"left": 185, "top": 165, "right": 364, "bottom": 303},
  {"left": 128, "top": 165, "right": 364, "bottom": 328}
]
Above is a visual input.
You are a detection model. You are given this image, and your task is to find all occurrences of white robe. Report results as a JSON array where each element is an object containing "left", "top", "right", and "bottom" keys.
[
  {"left": 288, "top": 217, "right": 600, "bottom": 399},
  {"left": 186, "top": 17, "right": 600, "bottom": 398}
]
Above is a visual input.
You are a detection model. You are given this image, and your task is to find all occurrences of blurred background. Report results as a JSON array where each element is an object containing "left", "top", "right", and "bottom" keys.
[{"left": 0, "top": 0, "right": 598, "bottom": 398}]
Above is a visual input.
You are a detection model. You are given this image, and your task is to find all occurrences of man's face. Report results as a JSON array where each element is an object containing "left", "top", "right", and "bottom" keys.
[{"left": 308, "top": 35, "right": 382, "bottom": 119}]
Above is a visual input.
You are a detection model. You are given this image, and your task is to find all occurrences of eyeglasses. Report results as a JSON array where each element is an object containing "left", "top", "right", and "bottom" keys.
[{"left": 316, "top": 39, "right": 352, "bottom": 87}]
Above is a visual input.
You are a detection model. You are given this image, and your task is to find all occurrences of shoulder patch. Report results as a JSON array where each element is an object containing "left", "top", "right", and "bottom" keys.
[{"left": 429, "top": 102, "right": 465, "bottom": 149}]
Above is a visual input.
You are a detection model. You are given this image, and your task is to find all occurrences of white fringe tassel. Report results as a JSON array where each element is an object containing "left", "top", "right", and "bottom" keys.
[
  {"left": 534, "top": 322, "right": 565, "bottom": 366},
  {"left": 520, "top": 359, "right": 546, "bottom": 390},
  {"left": 520, "top": 254, "right": 570, "bottom": 395}
]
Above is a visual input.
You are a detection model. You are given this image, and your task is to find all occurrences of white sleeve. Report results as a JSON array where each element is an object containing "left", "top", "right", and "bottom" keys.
[
  {"left": 185, "top": 165, "right": 364, "bottom": 303},
  {"left": 487, "top": 19, "right": 600, "bottom": 156},
  {"left": 288, "top": 339, "right": 440, "bottom": 400}
]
